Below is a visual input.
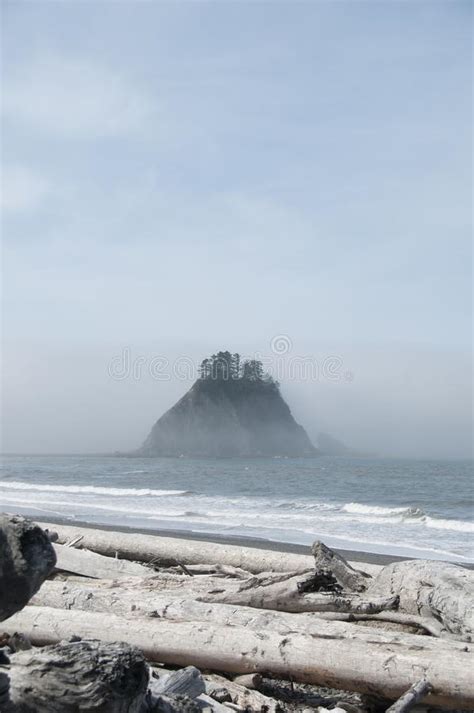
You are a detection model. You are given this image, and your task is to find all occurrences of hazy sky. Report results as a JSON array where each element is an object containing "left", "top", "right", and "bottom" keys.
[{"left": 1, "top": 1, "right": 472, "bottom": 458}]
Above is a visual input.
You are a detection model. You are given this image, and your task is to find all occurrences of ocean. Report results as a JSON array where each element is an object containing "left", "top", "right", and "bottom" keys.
[{"left": 1, "top": 454, "right": 472, "bottom": 562}]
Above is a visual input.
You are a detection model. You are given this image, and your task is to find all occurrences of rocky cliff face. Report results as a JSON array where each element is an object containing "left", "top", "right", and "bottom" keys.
[{"left": 138, "top": 373, "right": 317, "bottom": 458}]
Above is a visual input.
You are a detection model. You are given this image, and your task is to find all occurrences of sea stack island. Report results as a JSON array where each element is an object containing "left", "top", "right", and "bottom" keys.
[{"left": 138, "top": 350, "right": 317, "bottom": 457}]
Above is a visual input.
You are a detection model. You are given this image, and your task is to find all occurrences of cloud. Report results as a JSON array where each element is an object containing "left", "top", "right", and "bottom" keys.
[
  {"left": 3, "top": 56, "right": 156, "bottom": 139},
  {"left": 1, "top": 165, "right": 51, "bottom": 213}
]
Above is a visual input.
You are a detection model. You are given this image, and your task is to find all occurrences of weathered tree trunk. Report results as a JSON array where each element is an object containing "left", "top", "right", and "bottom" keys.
[
  {"left": 37, "top": 521, "right": 381, "bottom": 576},
  {"left": 41, "top": 567, "right": 396, "bottom": 617},
  {"left": 4, "top": 640, "right": 148, "bottom": 713},
  {"left": 367, "top": 560, "right": 474, "bottom": 639},
  {"left": 198, "top": 571, "right": 397, "bottom": 614},
  {"left": 4, "top": 605, "right": 473, "bottom": 708},
  {"left": 0, "top": 515, "right": 56, "bottom": 621},
  {"left": 54, "top": 543, "right": 152, "bottom": 579},
  {"left": 31, "top": 579, "right": 470, "bottom": 653}
]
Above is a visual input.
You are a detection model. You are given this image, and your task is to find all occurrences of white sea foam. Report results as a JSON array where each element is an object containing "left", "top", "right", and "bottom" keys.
[
  {"left": 0, "top": 495, "right": 190, "bottom": 518},
  {"left": 342, "top": 501, "right": 472, "bottom": 532},
  {"left": 425, "top": 517, "right": 474, "bottom": 533},
  {"left": 342, "top": 502, "right": 424, "bottom": 518},
  {"left": 0, "top": 481, "right": 189, "bottom": 497}
]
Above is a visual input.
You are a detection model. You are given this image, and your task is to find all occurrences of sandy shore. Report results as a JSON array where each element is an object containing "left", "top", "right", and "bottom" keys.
[{"left": 35, "top": 515, "right": 408, "bottom": 567}]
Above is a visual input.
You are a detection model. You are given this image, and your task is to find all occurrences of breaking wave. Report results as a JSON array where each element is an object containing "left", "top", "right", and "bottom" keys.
[
  {"left": 340, "top": 502, "right": 473, "bottom": 532},
  {"left": 342, "top": 502, "right": 425, "bottom": 518},
  {"left": 425, "top": 517, "right": 474, "bottom": 533},
  {"left": 0, "top": 481, "right": 190, "bottom": 497}
]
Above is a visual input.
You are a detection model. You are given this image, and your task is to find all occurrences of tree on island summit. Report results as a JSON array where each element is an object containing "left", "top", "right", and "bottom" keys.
[
  {"left": 232, "top": 353, "right": 241, "bottom": 380},
  {"left": 198, "top": 351, "right": 276, "bottom": 386},
  {"left": 242, "top": 359, "right": 263, "bottom": 382}
]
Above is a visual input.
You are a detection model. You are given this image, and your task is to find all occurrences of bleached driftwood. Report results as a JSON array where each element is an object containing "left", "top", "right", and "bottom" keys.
[
  {"left": 315, "top": 611, "right": 447, "bottom": 637},
  {"left": 31, "top": 579, "right": 471, "bottom": 653},
  {"left": 0, "top": 514, "right": 56, "bottom": 620},
  {"left": 35, "top": 570, "right": 398, "bottom": 617},
  {"left": 198, "top": 571, "right": 397, "bottom": 614},
  {"left": 37, "top": 521, "right": 381, "bottom": 576},
  {"left": 165, "top": 564, "right": 251, "bottom": 579},
  {"left": 385, "top": 679, "right": 432, "bottom": 713},
  {"left": 4, "top": 605, "right": 473, "bottom": 708},
  {"left": 4, "top": 639, "right": 148, "bottom": 713},
  {"left": 204, "top": 673, "right": 282, "bottom": 712},
  {"left": 231, "top": 674, "right": 262, "bottom": 689},
  {"left": 367, "top": 559, "right": 474, "bottom": 639},
  {"left": 54, "top": 543, "right": 152, "bottom": 579}
]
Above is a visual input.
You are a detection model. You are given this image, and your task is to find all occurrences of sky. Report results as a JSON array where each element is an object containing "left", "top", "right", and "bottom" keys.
[{"left": 1, "top": 0, "right": 472, "bottom": 458}]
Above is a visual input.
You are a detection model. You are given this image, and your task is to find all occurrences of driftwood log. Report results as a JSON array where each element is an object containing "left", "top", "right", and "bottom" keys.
[
  {"left": 204, "top": 672, "right": 282, "bottom": 712},
  {"left": 38, "top": 524, "right": 474, "bottom": 639},
  {"left": 30, "top": 579, "right": 470, "bottom": 654},
  {"left": 0, "top": 515, "right": 56, "bottom": 621},
  {"left": 385, "top": 679, "right": 432, "bottom": 713},
  {"left": 4, "top": 517, "right": 472, "bottom": 711},
  {"left": 32, "top": 578, "right": 398, "bottom": 616},
  {"left": 4, "top": 639, "right": 149, "bottom": 713},
  {"left": 3, "top": 605, "right": 473, "bottom": 708},
  {"left": 198, "top": 570, "right": 398, "bottom": 614},
  {"left": 311, "top": 543, "right": 474, "bottom": 641},
  {"left": 33, "top": 567, "right": 398, "bottom": 617},
  {"left": 367, "top": 559, "right": 474, "bottom": 639},
  {"left": 314, "top": 610, "right": 448, "bottom": 637},
  {"left": 38, "top": 521, "right": 381, "bottom": 576},
  {"left": 54, "top": 543, "right": 152, "bottom": 579}
]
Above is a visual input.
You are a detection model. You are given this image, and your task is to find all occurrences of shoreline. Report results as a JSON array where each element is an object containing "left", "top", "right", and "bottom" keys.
[
  {"left": 35, "top": 514, "right": 413, "bottom": 567},
  {"left": 10, "top": 508, "right": 473, "bottom": 568}
]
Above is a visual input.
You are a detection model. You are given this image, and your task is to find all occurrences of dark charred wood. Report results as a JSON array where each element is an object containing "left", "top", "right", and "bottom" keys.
[
  {"left": 0, "top": 515, "right": 56, "bottom": 621},
  {"left": 297, "top": 569, "right": 343, "bottom": 594},
  {"left": 5, "top": 639, "right": 148, "bottom": 713},
  {"left": 144, "top": 695, "right": 202, "bottom": 713}
]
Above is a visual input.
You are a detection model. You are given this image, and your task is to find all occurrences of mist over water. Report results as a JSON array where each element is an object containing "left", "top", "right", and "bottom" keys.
[
  {"left": 2, "top": 342, "right": 472, "bottom": 460},
  {"left": 1, "top": 454, "right": 472, "bottom": 562}
]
